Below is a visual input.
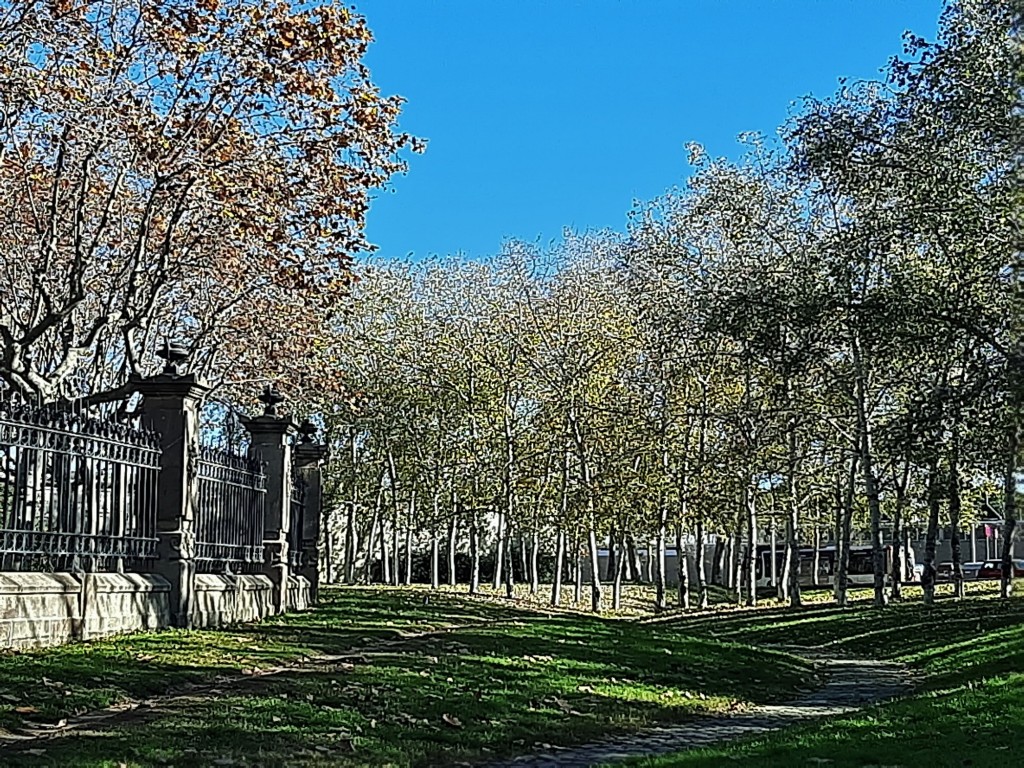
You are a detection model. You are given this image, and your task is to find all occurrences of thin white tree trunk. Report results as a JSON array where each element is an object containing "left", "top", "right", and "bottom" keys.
[{"left": 551, "top": 527, "right": 565, "bottom": 607}]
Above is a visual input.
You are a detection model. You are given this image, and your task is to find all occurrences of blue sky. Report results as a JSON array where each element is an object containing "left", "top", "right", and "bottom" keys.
[{"left": 359, "top": 0, "right": 943, "bottom": 261}]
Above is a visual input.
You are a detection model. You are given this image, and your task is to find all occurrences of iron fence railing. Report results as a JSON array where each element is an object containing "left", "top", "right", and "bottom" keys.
[
  {"left": 288, "top": 467, "right": 307, "bottom": 570},
  {"left": 195, "top": 447, "right": 267, "bottom": 574},
  {"left": 0, "top": 398, "right": 161, "bottom": 572}
]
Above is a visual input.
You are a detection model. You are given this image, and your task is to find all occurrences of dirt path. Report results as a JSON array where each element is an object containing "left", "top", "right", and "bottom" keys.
[
  {"left": 0, "top": 617, "right": 512, "bottom": 749},
  {"left": 483, "top": 656, "right": 918, "bottom": 768}
]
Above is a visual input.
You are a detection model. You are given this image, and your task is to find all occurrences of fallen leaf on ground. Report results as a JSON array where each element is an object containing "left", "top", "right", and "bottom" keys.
[{"left": 442, "top": 713, "right": 463, "bottom": 728}]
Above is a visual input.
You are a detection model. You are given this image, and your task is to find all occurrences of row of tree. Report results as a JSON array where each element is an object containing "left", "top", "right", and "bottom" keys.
[{"left": 316, "top": 0, "right": 1023, "bottom": 611}]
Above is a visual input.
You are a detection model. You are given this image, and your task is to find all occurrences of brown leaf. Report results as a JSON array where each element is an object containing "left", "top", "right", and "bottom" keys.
[
  {"left": 441, "top": 713, "right": 462, "bottom": 729},
  {"left": 14, "top": 706, "right": 39, "bottom": 715}
]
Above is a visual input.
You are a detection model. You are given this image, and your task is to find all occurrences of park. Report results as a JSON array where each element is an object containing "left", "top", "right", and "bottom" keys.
[{"left": 0, "top": 0, "right": 1021, "bottom": 765}]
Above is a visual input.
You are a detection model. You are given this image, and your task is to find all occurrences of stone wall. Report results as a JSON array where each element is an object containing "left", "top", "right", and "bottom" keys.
[
  {"left": 2, "top": 572, "right": 171, "bottom": 650},
  {"left": 0, "top": 572, "right": 81, "bottom": 651},
  {"left": 191, "top": 573, "right": 274, "bottom": 629},
  {"left": 286, "top": 574, "right": 311, "bottom": 613},
  {"left": 80, "top": 573, "right": 171, "bottom": 641}
]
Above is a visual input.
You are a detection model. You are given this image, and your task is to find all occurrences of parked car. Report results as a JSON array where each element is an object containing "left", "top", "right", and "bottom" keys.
[
  {"left": 934, "top": 562, "right": 983, "bottom": 581},
  {"left": 975, "top": 559, "right": 1024, "bottom": 580},
  {"left": 962, "top": 562, "right": 984, "bottom": 581}
]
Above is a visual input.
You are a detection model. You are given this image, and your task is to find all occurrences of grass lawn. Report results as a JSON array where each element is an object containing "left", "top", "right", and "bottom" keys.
[
  {"left": 0, "top": 586, "right": 815, "bottom": 767},
  {"left": 627, "top": 593, "right": 1024, "bottom": 768}
]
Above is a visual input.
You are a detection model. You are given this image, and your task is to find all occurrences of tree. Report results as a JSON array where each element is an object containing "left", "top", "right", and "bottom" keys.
[{"left": 0, "top": 0, "right": 420, "bottom": 404}]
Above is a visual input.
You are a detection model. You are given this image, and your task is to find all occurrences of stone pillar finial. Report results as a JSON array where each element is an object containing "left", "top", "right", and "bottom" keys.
[
  {"left": 155, "top": 340, "right": 190, "bottom": 376},
  {"left": 258, "top": 384, "right": 286, "bottom": 417}
]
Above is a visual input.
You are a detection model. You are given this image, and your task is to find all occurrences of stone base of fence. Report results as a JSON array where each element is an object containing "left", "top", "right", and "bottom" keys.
[
  {"left": 0, "top": 572, "right": 81, "bottom": 650},
  {"left": 80, "top": 573, "right": 171, "bottom": 641},
  {"left": 286, "top": 574, "right": 311, "bottom": 612},
  {"left": 1, "top": 570, "right": 313, "bottom": 651},
  {"left": 192, "top": 574, "right": 274, "bottom": 629}
]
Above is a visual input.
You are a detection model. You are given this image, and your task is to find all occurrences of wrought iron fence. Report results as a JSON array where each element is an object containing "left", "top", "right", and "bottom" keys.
[
  {"left": 195, "top": 447, "right": 266, "bottom": 573},
  {"left": 288, "top": 467, "right": 307, "bottom": 570},
  {"left": 0, "top": 396, "right": 161, "bottom": 572}
]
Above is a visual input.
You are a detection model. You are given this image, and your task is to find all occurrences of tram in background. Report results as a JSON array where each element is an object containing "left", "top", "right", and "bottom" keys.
[{"left": 754, "top": 544, "right": 915, "bottom": 589}]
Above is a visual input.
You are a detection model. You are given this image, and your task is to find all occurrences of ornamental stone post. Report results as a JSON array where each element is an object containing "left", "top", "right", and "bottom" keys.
[
  {"left": 134, "top": 343, "right": 209, "bottom": 628},
  {"left": 294, "top": 420, "right": 328, "bottom": 603},
  {"left": 242, "top": 386, "right": 296, "bottom": 615}
]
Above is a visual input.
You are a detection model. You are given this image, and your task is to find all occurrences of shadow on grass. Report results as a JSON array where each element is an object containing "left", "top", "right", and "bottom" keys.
[
  {"left": 657, "top": 594, "right": 1024, "bottom": 663},
  {"left": 0, "top": 637, "right": 809, "bottom": 768},
  {"left": 0, "top": 587, "right": 539, "bottom": 732}
]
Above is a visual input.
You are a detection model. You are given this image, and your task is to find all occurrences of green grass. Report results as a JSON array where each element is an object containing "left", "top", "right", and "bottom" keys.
[
  {"left": 628, "top": 594, "right": 1024, "bottom": 768},
  {"left": 0, "top": 587, "right": 816, "bottom": 767},
  {"left": 0, "top": 587, "right": 523, "bottom": 733}
]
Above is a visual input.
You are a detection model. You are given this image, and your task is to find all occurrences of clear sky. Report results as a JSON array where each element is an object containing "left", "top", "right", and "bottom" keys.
[{"left": 358, "top": 0, "right": 944, "bottom": 261}]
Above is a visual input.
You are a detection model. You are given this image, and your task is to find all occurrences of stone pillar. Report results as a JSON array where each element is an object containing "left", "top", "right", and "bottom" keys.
[
  {"left": 295, "top": 423, "right": 328, "bottom": 603},
  {"left": 242, "top": 388, "right": 296, "bottom": 615},
  {"left": 134, "top": 347, "right": 209, "bottom": 629}
]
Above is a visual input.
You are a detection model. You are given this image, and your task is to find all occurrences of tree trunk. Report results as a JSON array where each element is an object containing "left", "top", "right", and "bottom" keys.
[
  {"left": 518, "top": 529, "right": 528, "bottom": 586},
  {"left": 344, "top": 425, "right": 358, "bottom": 584},
  {"left": 786, "top": 512, "right": 801, "bottom": 607},
  {"left": 469, "top": 518, "right": 481, "bottom": 594},
  {"left": 744, "top": 485, "right": 757, "bottom": 607},
  {"left": 403, "top": 527, "right": 413, "bottom": 586},
  {"left": 890, "top": 461, "right": 910, "bottom": 602},
  {"left": 949, "top": 427, "right": 964, "bottom": 600},
  {"left": 606, "top": 529, "right": 617, "bottom": 585},
  {"left": 626, "top": 533, "right": 642, "bottom": 583},
  {"left": 710, "top": 533, "right": 723, "bottom": 589},
  {"left": 676, "top": 524, "right": 689, "bottom": 609},
  {"left": 784, "top": 394, "right": 801, "bottom": 606},
  {"left": 492, "top": 510, "right": 505, "bottom": 590},
  {"left": 696, "top": 514, "right": 709, "bottom": 609},
  {"left": 588, "top": 524, "right": 602, "bottom": 612},
  {"left": 812, "top": 524, "right": 821, "bottom": 587},
  {"left": 503, "top": 521, "right": 515, "bottom": 598},
  {"left": 1001, "top": 418, "right": 1019, "bottom": 599},
  {"left": 385, "top": 446, "right": 400, "bottom": 586},
  {"left": 362, "top": 506, "right": 379, "bottom": 585},
  {"left": 551, "top": 526, "right": 565, "bottom": 607},
  {"left": 835, "top": 451, "right": 858, "bottom": 607},
  {"left": 770, "top": 517, "right": 779, "bottom": 595},
  {"left": 573, "top": 533, "right": 583, "bottom": 606},
  {"left": 612, "top": 532, "right": 625, "bottom": 610},
  {"left": 447, "top": 513, "right": 458, "bottom": 586},
  {"left": 654, "top": 514, "right": 667, "bottom": 611},
  {"left": 380, "top": 518, "right": 391, "bottom": 585},
  {"left": 922, "top": 458, "right": 941, "bottom": 605},
  {"left": 529, "top": 528, "right": 540, "bottom": 594},
  {"left": 852, "top": 327, "right": 886, "bottom": 607},
  {"left": 391, "top": 521, "right": 401, "bottom": 586},
  {"left": 323, "top": 522, "right": 335, "bottom": 585},
  {"left": 732, "top": 520, "right": 743, "bottom": 604}
]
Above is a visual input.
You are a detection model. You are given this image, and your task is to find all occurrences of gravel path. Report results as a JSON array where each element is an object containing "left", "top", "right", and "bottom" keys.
[{"left": 482, "top": 657, "right": 917, "bottom": 768}]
